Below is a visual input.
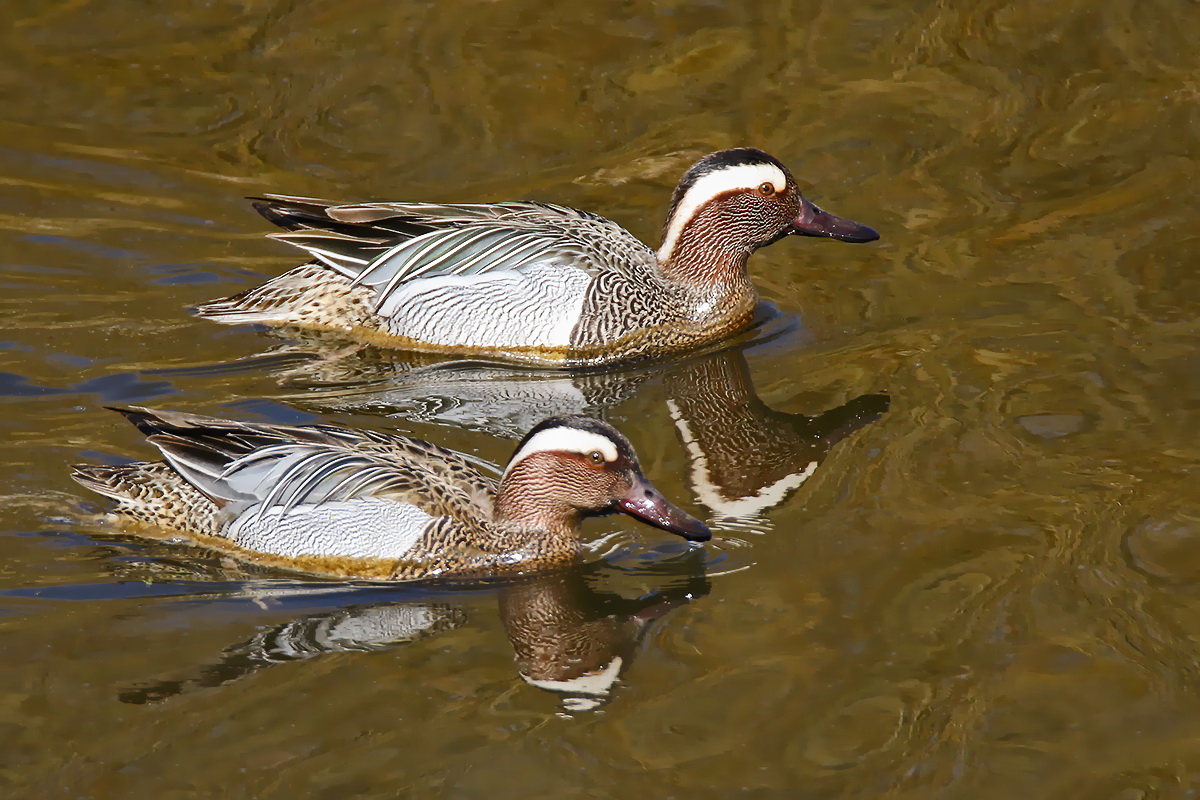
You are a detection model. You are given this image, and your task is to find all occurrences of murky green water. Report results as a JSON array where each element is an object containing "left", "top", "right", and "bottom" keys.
[{"left": 2, "top": 0, "right": 1199, "bottom": 796}]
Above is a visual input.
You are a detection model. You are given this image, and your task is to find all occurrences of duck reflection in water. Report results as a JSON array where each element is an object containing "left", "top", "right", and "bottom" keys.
[
  {"left": 117, "top": 557, "right": 709, "bottom": 713},
  {"left": 659, "top": 350, "right": 889, "bottom": 522},
  {"left": 278, "top": 339, "right": 889, "bottom": 527}
]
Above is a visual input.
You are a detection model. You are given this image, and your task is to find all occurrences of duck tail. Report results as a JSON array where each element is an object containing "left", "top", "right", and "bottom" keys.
[
  {"left": 71, "top": 462, "right": 138, "bottom": 503},
  {"left": 72, "top": 460, "right": 219, "bottom": 536},
  {"left": 194, "top": 262, "right": 377, "bottom": 329},
  {"left": 248, "top": 195, "right": 342, "bottom": 232}
]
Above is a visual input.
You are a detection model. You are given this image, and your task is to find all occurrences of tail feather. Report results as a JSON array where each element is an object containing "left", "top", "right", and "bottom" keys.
[
  {"left": 252, "top": 195, "right": 441, "bottom": 239},
  {"left": 107, "top": 405, "right": 191, "bottom": 437},
  {"left": 194, "top": 262, "right": 377, "bottom": 328},
  {"left": 71, "top": 460, "right": 221, "bottom": 536},
  {"left": 72, "top": 463, "right": 134, "bottom": 502},
  {"left": 250, "top": 195, "right": 374, "bottom": 238}
]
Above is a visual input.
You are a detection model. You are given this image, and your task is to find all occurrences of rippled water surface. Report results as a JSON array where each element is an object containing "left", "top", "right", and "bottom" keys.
[{"left": 3, "top": 0, "right": 1199, "bottom": 796}]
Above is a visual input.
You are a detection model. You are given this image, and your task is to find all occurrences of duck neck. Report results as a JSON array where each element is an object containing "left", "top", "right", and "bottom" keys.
[
  {"left": 657, "top": 224, "right": 755, "bottom": 295},
  {"left": 493, "top": 472, "right": 582, "bottom": 541}
]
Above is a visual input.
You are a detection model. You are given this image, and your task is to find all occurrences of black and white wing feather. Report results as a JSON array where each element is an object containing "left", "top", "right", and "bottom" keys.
[{"left": 256, "top": 196, "right": 656, "bottom": 313}]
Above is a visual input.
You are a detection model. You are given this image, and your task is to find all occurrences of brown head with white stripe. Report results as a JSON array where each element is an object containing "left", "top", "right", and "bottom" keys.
[
  {"left": 657, "top": 148, "right": 879, "bottom": 287},
  {"left": 495, "top": 415, "right": 711, "bottom": 541}
]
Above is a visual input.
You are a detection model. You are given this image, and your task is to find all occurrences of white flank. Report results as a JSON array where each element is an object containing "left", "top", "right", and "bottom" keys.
[
  {"left": 229, "top": 499, "right": 433, "bottom": 559},
  {"left": 657, "top": 162, "right": 788, "bottom": 263},
  {"left": 376, "top": 262, "right": 590, "bottom": 348},
  {"left": 505, "top": 426, "right": 619, "bottom": 477},
  {"left": 667, "top": 399, "right": 818, "bottom": 519}
]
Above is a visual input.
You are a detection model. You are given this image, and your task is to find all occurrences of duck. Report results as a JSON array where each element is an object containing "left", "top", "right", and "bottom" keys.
[
  {"left": 197, "top": 148, "right": 879, "bottom": 367},
  {"left": 72, "top": 408, "right": 710, "bottom": 581}
]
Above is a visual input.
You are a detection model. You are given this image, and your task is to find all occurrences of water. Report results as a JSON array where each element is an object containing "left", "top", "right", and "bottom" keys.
[{"left": 2, "top": 0, "right": 1199, "bottom": 796}]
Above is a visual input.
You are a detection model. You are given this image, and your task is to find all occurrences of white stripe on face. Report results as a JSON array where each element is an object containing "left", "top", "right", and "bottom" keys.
[
  {"left": 657, "top": 162, "right": 788, "bottom": 263},
  {"left": 504, "top": 427, "right": 619, "bottom": 476}
]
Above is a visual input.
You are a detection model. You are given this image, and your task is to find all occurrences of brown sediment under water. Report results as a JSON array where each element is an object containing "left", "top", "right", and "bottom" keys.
[{"left": 1, "top": 0, "right": 1198, "bottom": 796}]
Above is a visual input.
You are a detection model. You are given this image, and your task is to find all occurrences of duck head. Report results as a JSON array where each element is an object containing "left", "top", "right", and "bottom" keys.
[
  {"left": 497, "top": 415, "right": 711, "bottom": 542},
  {"left": 657, "top": 147, "right": 879, "bottom": 280}
]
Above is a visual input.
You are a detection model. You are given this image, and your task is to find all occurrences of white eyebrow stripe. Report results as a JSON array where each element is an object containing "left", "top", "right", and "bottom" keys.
[
  {"left": 504, "top": 428, "right": 619, "bottom": 476},
  {"left": 657, "top": 162, "right": 788, "bottom": 263}
]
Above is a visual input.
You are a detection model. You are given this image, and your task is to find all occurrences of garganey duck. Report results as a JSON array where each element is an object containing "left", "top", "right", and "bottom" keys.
[
  {"left": 198, "top": 148, "right": 879, "bottom": 366},
  {"left": 72, "top": 408, "right": 710, "bottom": 580}
]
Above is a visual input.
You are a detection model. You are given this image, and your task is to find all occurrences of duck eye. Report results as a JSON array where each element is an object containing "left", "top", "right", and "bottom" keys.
[
  {"left": 758, "top": 182, "right": 775, "bottom": 196},
  {"left": 588, "top": 451, "right": 605, "bottom": 465}
]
